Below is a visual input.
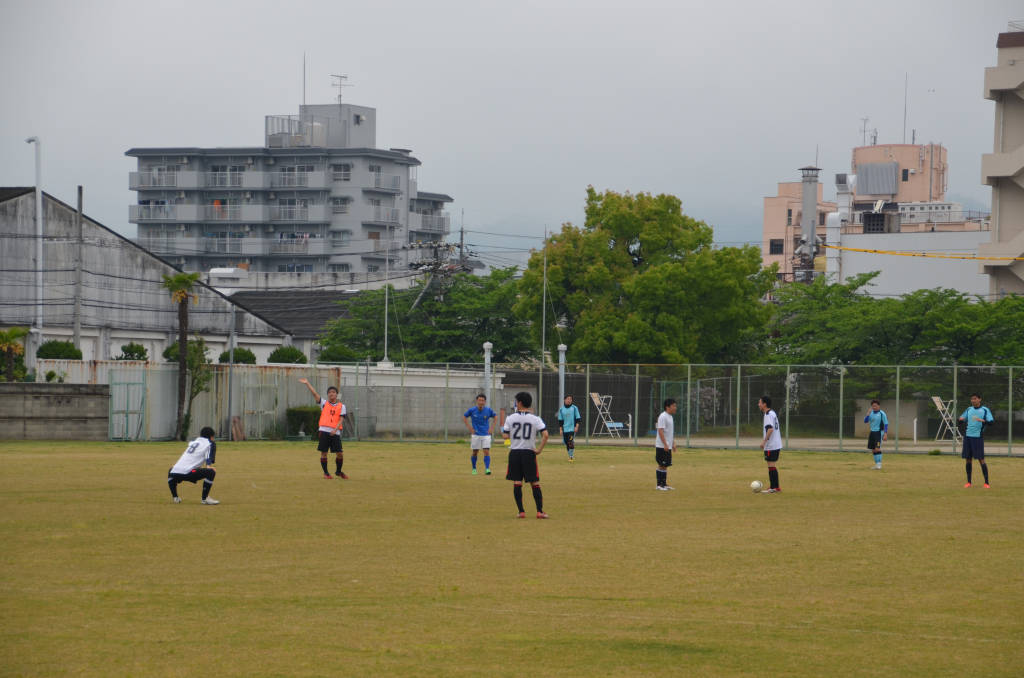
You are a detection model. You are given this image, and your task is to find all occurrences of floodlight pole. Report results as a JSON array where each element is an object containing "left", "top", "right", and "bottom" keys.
[
  {"left": 26, "top": 137, "right": 43, "bottom": 370},
  {"left": 557, "top": 343, "right": 567, "bottom": 403},
  {"left": 483, "top": 341, "right": 493, "bottom": 408}
]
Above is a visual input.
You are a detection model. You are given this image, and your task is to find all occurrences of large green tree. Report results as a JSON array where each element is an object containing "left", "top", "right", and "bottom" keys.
[
  {"left": 0, "top": 327, "right": 29, "bottom": 381},
  {"left": 514, "top": 187, "right": 775, "bottom": 364},
  {"left": 319, "top": 267, "right": 532, "bottom": 363},
  {"left": 161, "top": 272, "right": 202, "bottom": 440}
]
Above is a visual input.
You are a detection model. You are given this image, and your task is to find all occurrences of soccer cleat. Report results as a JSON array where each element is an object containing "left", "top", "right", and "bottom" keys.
[
  {"left": 485, "top": 468, "right": 492, "bottom": 475},
  {"left": 656, "top": 486, "right": 669, "bottom": 491},
  {"left": 536, "top": 511, "right": 549, "bottom": 519},
  {"left": 335, "top": 471, "right": 348, "bottom": 479},
  {"left": 201, "top": 497, "right": 220, "bottom": 505},
  {"left": 516, "top": 512, "right": 526, "bottom": 519},
  {"left": 472, "top": 468, "right": 478, "bottom": 475},
  {"left": 983, "top": 483, "right": 990, "bottom": 489},
  {"left": 762, "top": 488, "right": 781, "bottom": 493},
  {"left": 172, "top": 496, "right": 181, "bottom": 504},
  {"left": 872, "top": 464, "right": 881, "bottom": 470},
  {"left": 664, "top": 485, "right": 675, "bottom": 490},
  {"left": 964, "top": 482, "right": 972, "bottom": 488},
  {"left": 324, "top": 473, "right": 333, "bottom": 479}
]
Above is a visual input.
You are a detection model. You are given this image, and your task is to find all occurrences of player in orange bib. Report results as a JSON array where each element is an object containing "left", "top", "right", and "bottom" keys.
[{"left": 299, "top": 378, "right": 349, "bottom": 479}]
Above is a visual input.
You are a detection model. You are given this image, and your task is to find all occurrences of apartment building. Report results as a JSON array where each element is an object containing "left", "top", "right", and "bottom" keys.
[{"left": 127, "top": 102, "right": 453, "bottom": 285}]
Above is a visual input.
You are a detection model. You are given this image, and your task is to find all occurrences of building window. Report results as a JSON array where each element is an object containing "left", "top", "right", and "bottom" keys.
[
  {"left": 367, "top": 264, "right": 380, "bottom": 273},
  {"left": 328, "top": 264, "right": 351, "bottom": 273},
  {"left": 331, "top": 230, "right": 352, "bottom": 246},
  {"left": 277, "top": 264, "right": 313, "bottom": 273},
  {"left": 332, "top": 164, "right": 351, "bottom": 181},
  {"left": 786, "top": 209, "right": 792, "bottom": 226},
  {"left": 902, "top": 168, "right": 909, "bottom": 182},
  {"left": 819, "top": 212, "right": 826, "bottom": 226},
  {"left": 368, "top": 164, "right": 382, "bottom": 174},
  {"left": 330, "top": 197, "right": 351, "bottom": 213},
  {"left": 769, "top": 239, "right": 784, "bottom": 255}
]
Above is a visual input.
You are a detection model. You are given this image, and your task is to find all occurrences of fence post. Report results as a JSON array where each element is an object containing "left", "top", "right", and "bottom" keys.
[
  {"left": 895, "top": 365, "right": 900, "bottom": 454},
  {"left": 952, "top": 363, "right": 958, "bottom": 455},
  {"left": 444, "top": 362, "right": 450, "bottom": 443},
  {"left": 1009, "top": 366, "right": 1013, "bottom": 457},
  {"left": 585, "top": 364, "right": 591, "bottom": 444},
  {"left": 686, "top": 363, "right": 692, "bottom": 448},
  {"left": 784, "top": 365, "right": 791, "bottom": 449},
  {"left": 634, "top": 363, "right": 640, "bottom": 445},
  {"left": 400, "top": 361, "right": 406, "bottom": 442},
  {"left": 839, "top": 367, "right": 844, "bottom": 452},
  {"left": 735, "top": 364, "right": 741, "bottom": 449}
]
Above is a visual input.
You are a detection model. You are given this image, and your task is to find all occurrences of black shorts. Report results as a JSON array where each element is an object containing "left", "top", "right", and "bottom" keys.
[
  {"left": 655, "top": 447, "right": 672, "bottom": 468},
  {"left": 505, "top": 449, "right": 540, "bottom": 483},
  {"left": 962, "top": 436, "right": 985, "bottom": 460},
  {"left": 867, "top": 431, "right": 883, "bottom": 450},
  {"left": 168, "top": 467, "right": 215, "bottom": 483},
  {"left": 764, "top": 448, "right": 781, "bottom": 463},
  {"left": 318, "top": 431, "right": 342, "bottom": 454},
  {"left": 562, "top": 432, "right": 575, "bottom": 449}
]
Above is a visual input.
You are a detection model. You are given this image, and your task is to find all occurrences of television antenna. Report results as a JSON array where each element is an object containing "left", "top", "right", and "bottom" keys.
[{"left": 330, "top": 74, "right": 353, "bottom": 103}]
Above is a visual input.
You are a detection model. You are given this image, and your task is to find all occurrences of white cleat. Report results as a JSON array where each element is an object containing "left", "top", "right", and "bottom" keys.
[
  {"left": 172, "top": 496, "right": 181, "bottom": 504},
  {"left": 663, "top": 485, "right": 675, "bottom": 490},
  {"left": 201, "top": 497, "right": 220, "bottom": 505},
  {"left": 656, "top": 486, "right": 669, "bottom": 491},
  {"left": 872, "top": 464, "right": 881, "bottom": 470}
]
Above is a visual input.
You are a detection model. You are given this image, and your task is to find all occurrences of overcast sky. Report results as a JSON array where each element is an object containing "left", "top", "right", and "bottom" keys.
[{"left": 1, "top": 0, "right": 1018, "bottom": 269}]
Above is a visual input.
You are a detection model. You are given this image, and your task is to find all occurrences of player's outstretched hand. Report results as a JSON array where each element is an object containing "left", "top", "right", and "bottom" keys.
[{"left": 298, "top": 377, "right": 309, "bottom": 384}]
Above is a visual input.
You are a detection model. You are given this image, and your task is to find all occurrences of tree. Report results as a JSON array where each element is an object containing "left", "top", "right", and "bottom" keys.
[
  {"left": 36, "top": 340, "right": 83, "bottom": 360},
  {"left": 0, "top": 327, "right": 29, "bottom": 381},
  {"left": 268, "top": 346, "right": 307, "bottom": 364},
  {"left": 218, "top": 347, "right": 256, "bottom": 364},
  {"left": 115, "top": 342, "right": 148, "bottom": 361},
  {"left": 162, "top": 272, "right": 202, "bottom": 440},
  {"left": 319, "top": 268, "right": 533, "bottom": 363},
  {"left": 182, "top": 337, "right": 213, "bottom": 440},
  {"left": 514, "top": 187, "right": 776, "bottom": 364}
]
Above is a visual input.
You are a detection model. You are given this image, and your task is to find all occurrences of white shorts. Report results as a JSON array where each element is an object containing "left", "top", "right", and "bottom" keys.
[{"left": 470, "top": 435, "right": 492, "bottom": 450}]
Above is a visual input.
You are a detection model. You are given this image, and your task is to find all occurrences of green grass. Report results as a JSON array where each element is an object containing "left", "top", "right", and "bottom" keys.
[{"left": 1, "top": 440, "right": 1022, "bottom": 677}]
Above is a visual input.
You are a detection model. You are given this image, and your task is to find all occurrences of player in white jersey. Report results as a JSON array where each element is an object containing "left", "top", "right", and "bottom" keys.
[
  {"left": 501, "top": 391, "right": 550, "bottom": 518},
  {"left": 167, "top": 426, "right": 219, "bottom": 504},
  {"left": 758, "top": 396, "right": 782, "bottom": 493},
  {"left": 655, "top": 399, "right": 677, "bottom": 490}
]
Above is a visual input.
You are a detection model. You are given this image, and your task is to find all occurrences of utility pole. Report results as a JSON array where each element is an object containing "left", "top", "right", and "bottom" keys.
[
  {"left": 73, "top": 186, "right": 83, "bottom": 349},
  {"left": 25, "top": 136, "right": 42, "bottom": 370},
  {"left": 459, "top": 225, "right": 465, "bottom": 268}
]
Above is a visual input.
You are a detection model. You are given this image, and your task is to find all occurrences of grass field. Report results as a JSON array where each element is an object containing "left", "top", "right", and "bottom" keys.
[{"left": 1, "top": 440, "right": 1022, "bottom": 677}]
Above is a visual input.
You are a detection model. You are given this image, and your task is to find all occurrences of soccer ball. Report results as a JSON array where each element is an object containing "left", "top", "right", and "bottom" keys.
[{"left": 750, "top": 480, "right": 763, "bottom": 493}]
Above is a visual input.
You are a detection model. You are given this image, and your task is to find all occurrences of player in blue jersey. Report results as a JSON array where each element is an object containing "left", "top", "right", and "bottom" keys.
[
  {"left": 556, "top": 394, "right": 581, "bottom": 462},
  {"left": 463, "top": 394, "right": 497, "bottom": 475},
  {"left": 863, "top": 399, "right": 889, "bottom": 469},
  {"left": 958, "top": 393, "right": 994, "bottom": 488}
]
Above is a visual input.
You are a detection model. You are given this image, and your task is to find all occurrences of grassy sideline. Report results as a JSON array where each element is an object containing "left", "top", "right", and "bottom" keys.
[{"left": 1, "top": 439, "right": 1022, "bottom": 677}]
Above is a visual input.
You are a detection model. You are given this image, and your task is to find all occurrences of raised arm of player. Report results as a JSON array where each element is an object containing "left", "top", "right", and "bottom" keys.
[{"left": 298, "top": 377, "right": 320, "bottom": 402}]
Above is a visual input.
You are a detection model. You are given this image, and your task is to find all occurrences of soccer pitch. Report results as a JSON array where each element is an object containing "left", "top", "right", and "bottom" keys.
[{"left": 1, "top": 440, "right": 1021, "bottom": 677}]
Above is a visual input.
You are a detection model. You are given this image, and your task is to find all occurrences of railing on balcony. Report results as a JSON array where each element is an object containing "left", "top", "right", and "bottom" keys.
[
  {"left": 206, "top": 172, "right": 244, "bottom": 187},
  {"left": 897, "top": 210, "right": 991, "bottom": 225},
  {"left": 131, "top": 171, "right": 177, "bottom": 188},
  {"left": 332, "top": 203, "right": 350, "bottom": 214},
  {"left": 205, "top": 205, "right": 242, "bottom": 221},
  {"left": 370, "top": 206, "right": 401, "bottom": 223},
  {"left": 371, "top": 239, "right": 404, "bottom": 254},
  {"left": 137, "top": 236, "right": 179, "bottom": 254},
  {"left": 415, "top": 213, "right": 450, "bottom": 233},
  {"left": 204, "top": 237, "right": 243, "bottom": 254},
  {"left": 274, "top": 173, "right": 309, "bottom": 188},
  {"left": 130, "top": 204, "right": 176, "bottom": 221},
  {"left": 372, "top": 174, "right": 401, "bottom": 191},
  {"left": 272, "top": 206, "right": 309, "bottom": 221}
]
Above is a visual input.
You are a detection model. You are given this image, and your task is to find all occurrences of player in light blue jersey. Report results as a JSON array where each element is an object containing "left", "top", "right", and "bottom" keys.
[
  {"left": 863, "top": 399, "right": 889, "bottom": 469},
  {"left": 958, "top": 393, "right": 994, "bottom": 488},
  {"left": 556, "top": 395, "right": 581, "bottom": 462}
]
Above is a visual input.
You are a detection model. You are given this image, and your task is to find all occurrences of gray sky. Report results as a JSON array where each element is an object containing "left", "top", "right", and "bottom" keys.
[{"left": 1, "top": 0, "right": 1017, "bottom": 270}]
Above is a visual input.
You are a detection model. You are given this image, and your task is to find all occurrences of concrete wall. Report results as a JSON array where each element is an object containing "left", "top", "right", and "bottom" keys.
[{"left": 0, "top": 383, "right": 109, "bottom": 440}]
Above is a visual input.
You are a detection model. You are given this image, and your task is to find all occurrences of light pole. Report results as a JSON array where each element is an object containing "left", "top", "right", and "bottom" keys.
[{"left": 25, "top": 137, "right": 42, "bottom": 370}]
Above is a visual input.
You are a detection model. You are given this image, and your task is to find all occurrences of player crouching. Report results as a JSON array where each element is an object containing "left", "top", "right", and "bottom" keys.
[{"left": 167, "top": 426, "right": 219, "bottom": 504}]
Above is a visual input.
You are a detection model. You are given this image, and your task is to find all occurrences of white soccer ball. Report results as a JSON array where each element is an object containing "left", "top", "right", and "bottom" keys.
[{"left": 750, "top": 480, "right": 763, "bottom": 493}]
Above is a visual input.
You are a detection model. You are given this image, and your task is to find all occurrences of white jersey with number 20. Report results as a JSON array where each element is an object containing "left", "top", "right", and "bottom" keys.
[{"left": 503, "top": 412, "right": 547, "bottom": 450}]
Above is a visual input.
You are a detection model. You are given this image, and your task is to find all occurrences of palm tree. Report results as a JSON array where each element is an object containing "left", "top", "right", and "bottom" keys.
[
  {"left": 0, "top": 326, "right": 29, "bottom": 381},
  {"left": 161, "top": 272, "right": 201, "bottom": 439}
]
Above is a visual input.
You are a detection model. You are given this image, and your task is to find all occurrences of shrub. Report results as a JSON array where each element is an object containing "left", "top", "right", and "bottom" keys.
[
  {"left": 286, "top": 406, "right": 321, "bottom": 436},
  {"left": 317, "top": 344, "right": 359, "bottom": 362},
  {"left": 115, "top": 342, "right": 148, "bottom": 361},
  {"left": 218, "top": 347, "right": 257, "bottom": 364},
  {"left": 268, "top": 346, "right": 307, "bottom": 364},
  {"left": 37, "top": 340, "right": 82, "bottom": 360}
]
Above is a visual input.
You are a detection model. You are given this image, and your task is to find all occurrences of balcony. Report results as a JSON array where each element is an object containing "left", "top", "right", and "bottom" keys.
[
  {"left": 270, "top": 204, "right": 328, "bottom": 222},
  {"left": 364, "top": 206, "right": 402, "bottom": 225},
  {"left": 204, "top": 172, "right": 244, "bottom": 188},
  {"left": 129, "top": 204, "right": 203, "bottom": 222},
  {"left": 270, "top": 171, "right": 329, "bottom": 189},
  {"left": 410, "top": 212, "right": 450, "bottom": 234},
  {"left": 269, "top": 237, "right": 330, "bottom": 255},
  {"left": 137, "top": 236, "right": 182, "bottom": 255},
  {"left": 203, "top": 205, "right": 269, "bottom": 222},
  {"left": 364, "top": 174, "right": 401, "bottom": 193},
  {"left": 130, "top": 171, "right": 201, "bottom": 190}
]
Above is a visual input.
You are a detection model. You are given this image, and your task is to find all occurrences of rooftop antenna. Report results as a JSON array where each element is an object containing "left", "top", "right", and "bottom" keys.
[
  {"left": 902, "top": 72, "right": 909, "bottom": 144},
  {"left": 330, "top": 74, "right": 353, "bottom": 104},
  {"left": 303, "top": 53, "right": 307, "bottom": 106},
  {"left": 859, "top": 117, "right": 870, "bottom": 146}
]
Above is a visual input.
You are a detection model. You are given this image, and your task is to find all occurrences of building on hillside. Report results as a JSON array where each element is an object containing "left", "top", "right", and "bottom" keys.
[
  {"left": 0, "top": 187, "right": 291, "bottom": 367},
  {"left": 127, "top": 100, "right": 454, "bottom": 290},
  {"left": 761, "top": 169, "right": 837, "bottom": 281},
  {"left": 979, "top": 23, "right": 1024, "bottom": 297}
]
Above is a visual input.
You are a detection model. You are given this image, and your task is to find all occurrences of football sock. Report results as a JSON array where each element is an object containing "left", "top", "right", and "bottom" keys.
[
  {"left": 768, "top": 467, "right": 779, "bottom": 489},
  {"left": 321, "top": 458, "right": 329, "bottom": 475},
  {"left": 513, "top": 484, "right": 525, "bottom": 512},
  {"left": 656, "top": 470, "right": 666, "bottom": 487},
  {"left": 484, "top": 455, "right": 490, "bottom": 470},
  {"left": 471, "top": 455, "right": 478, "bottom": 469},
  {"left": 167, "top": 478, "right": 179, "bottom": 498},
  {"left": 966, "top": 462, "right": 972, "bottom": 483},
  {"left": 981, "top": 463, "right": 989, "bottom": 483},
  {"left": 336, "top": 455, "right": 343, "bottom": 473},
  {"left": 202, "top": 479, "right": 213, "bottom": 500},
  {"left": 532, "top": 485, "right": 543, "bottom": 512},
  {"left": 874, "top": 453, "right": 882, "bottom": 464}
]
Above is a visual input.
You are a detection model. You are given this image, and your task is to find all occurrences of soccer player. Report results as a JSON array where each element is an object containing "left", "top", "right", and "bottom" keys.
[
  {"left": 502, "top": 391, "right": 550, "bottom": 518},
  {"left": 758, "top": 396, "right": 782, "bottom": 493},
  {"left": 863, "top": 399, "right": 889, "bottom": 469},
  {"left": 463, "top": 394, "right": 497, "bottom": 475},
  {"left": 958, "top": 393, "right": 994, "bottom": 488},
  {"left": 299, "top": 377, "right": 348, "bottom": 479},
  {"left": 556, "top": 394, "right": 581, "bottom": 462},
  {"left": 167, "top": 426, "right": 219, "bottom": 504},
  {"left": 655, "top": 398, "right": 677, "bottom": 491}
]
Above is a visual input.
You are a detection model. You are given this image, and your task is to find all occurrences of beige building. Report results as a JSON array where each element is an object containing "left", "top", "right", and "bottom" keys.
[
  {"left": 979, "top": 25, "right": 1024, "bottom": 296},
  {"left": 762, "top": 177, "right": 836, "bottom": 280},
  {"left": 851, "top": 143, "right": 947, "bottom": 204}
]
